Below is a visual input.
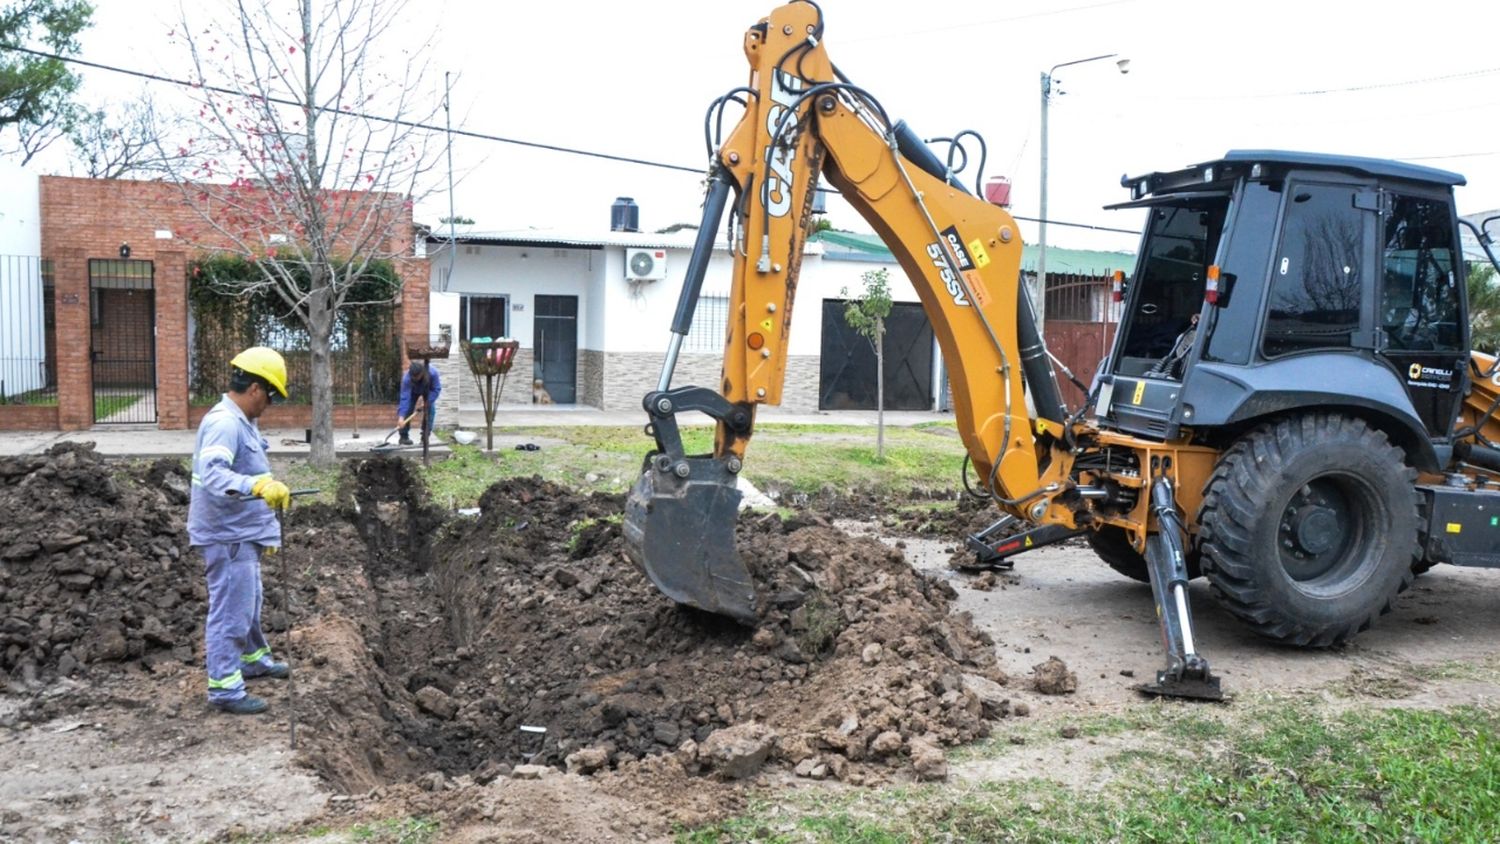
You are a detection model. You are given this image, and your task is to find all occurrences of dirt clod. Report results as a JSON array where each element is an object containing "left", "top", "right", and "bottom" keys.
[
  {"left": 565, "top": 747, "right": 610, "bottom": 775},
  {"left": 1032, "top": 656, "right": 1078, "bottom": 695},
  {"left": 699, "top": 722, "right": 779, "bottom": 780}
]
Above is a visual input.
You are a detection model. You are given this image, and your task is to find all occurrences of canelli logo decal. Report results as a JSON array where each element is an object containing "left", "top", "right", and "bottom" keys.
[{"left": 1406, "top": 363, "right": 1455, "bottom": 391}]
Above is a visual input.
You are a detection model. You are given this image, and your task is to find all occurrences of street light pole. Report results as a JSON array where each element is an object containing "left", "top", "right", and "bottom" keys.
[{"left": 1038, "top": 53, "right": 1128, "bottom": 331}]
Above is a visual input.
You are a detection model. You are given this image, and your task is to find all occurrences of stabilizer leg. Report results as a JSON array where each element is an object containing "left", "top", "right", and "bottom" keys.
[
  {"left": 959, "top": 515, "right": 1082, "bottom": 570},
  {"left": 1137, "top": 476, "right": 1225, "bottom": 702}
]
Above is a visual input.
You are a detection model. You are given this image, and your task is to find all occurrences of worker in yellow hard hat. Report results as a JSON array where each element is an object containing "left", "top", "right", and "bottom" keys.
[{"left": 187, "top": 346, "right": 293, "bottom": 715}]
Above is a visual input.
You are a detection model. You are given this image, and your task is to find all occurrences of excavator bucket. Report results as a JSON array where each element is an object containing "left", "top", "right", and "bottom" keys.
[{"left": 623, "top": 455, "right": 758, "bottom": 624}]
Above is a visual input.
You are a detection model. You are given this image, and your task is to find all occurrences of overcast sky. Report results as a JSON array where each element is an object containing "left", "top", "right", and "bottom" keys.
[{"left": 69, "top": 0, "right": 1500, "bottom": 253}]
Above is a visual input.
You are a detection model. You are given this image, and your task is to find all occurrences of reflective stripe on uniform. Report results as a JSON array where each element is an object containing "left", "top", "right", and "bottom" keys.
[
  {"left": 191, "top": 473, "right": 203, "bottom": 487},
  {"left": 199, "top": 444, "right": 235, "bottom": 465},
  {"left": 240, "top": 647, "right": 271, "bottom": 663},
  {"left": 207, "top": 669, "right": 244, "bottom": 689}
]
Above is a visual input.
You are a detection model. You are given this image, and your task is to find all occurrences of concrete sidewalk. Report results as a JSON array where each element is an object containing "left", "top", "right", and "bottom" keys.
[
  {"left": 0, "top": 427, "right": 454, "bottom": 459},
  {"left": 0, "top": 407, "right": 954, "bottom": 457}
]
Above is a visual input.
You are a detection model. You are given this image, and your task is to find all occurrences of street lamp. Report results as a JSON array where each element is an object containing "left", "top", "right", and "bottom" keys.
[{"left": 1037, "top": 53, "right": 1130, "bottom": 328}]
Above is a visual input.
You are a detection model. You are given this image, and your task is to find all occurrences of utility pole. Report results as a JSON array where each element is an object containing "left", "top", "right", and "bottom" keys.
[{"left": 1039, "top": 53, "right": 1129, "bottom": 332}]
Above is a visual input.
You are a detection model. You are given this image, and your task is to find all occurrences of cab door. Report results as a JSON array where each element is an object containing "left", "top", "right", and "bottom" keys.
[{"left": 1376, "top": 192, "right": 1467, "bottom": 438}]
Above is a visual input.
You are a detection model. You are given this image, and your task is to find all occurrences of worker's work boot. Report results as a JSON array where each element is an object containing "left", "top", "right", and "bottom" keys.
[
  {"left": 212, "top": 694, "right": 269, "bottom": 715},
  {"left": 398, "top": 435, "right": 413, "bottom": 446},
  {"left": 246, "top": 661, "right": 291, "bottom": 681}
]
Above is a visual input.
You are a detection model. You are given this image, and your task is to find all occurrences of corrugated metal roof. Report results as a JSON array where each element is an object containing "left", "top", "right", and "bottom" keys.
[
  {"left": 812, "top": 230, "right": 1135, "bottom": 274},
  {"left": 424, "top": 228, "right": 711, "bottom": 250}
]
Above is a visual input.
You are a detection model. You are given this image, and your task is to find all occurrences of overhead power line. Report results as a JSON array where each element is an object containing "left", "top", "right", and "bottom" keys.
[
  {"left": 1160, "top": 65, "right": 1500, "bottom": 102},
  {"left": 1, "top": 42, "right": 1144, "bottom": 235},
  {"left": 0, "top": 43, "right": 704, "bottom": 175}
]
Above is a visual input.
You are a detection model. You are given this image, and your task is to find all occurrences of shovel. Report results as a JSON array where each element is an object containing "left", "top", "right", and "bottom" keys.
[
  {"left": 247, "top": 488, "right": 320, "bottom": 748},
  {"left": 370, "top": 407, "right": 424, "bottom": 454}
]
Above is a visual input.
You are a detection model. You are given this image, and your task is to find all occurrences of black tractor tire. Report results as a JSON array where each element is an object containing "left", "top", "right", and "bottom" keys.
[
  {"left": 1087, "top": 525, "right": 1202, "bottom": 583},
  {"left": 1197, "top": 413, "right": 1420, "bottom": 647}
]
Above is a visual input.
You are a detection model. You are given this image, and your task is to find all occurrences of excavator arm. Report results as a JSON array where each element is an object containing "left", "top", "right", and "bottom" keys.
[
  {"left": 625, "top": 1, "right": 1075, "bottom": 623},
  {"left": 713, "top": 4, "right": 1064, "bottom": 496}
]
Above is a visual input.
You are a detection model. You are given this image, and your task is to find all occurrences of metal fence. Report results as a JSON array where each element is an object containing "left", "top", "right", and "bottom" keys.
[
  {"left": 189, "top": 302, "right": 402, "bottom": 406},
  {"left": 1045, "top": 273, "right": 1122, "bottom": 324},
  {"left": 0, "top": 255, "right": 56, "bottom": 405}
]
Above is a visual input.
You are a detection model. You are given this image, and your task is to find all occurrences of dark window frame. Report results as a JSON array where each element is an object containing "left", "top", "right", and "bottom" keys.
[
  {"left": 1379, "top": 191, "right": 1466, "bottom": 353},
  {"left": 458, "top": 293, "right": 509, "bottom": 340},
  {"left": 1260, "top": 181, "right": 1368, "bottom": 359}
]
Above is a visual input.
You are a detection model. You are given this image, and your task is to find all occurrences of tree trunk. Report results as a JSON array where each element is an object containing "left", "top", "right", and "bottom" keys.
[
  {"left": 875, "top": 318, "right": 885, "bottom": 462},
  {"left": 308, "top": 287, "right": 336, "bottom": 466}
]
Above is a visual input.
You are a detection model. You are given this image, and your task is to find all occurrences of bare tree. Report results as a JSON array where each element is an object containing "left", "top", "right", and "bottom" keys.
[
  {"left": 2, "top": 95, "right": 75, "bottom": 164},
  {"left": 69, "top": 94, "right": 180, "bottom": 178},
  {"left": 164, "top": 0, "right": 440, "bottom": 464}
]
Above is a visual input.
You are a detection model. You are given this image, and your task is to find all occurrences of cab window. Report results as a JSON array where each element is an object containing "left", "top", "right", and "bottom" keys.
[
  {"left": 1263, "top": 184, "right": 1363, "bottom": 357},
  {"left": 1117, "top": 201, "right": 1225, "bottom": 373},
  {"left": 1381, "top": 195, "right": 1461, "bottom": 351}
]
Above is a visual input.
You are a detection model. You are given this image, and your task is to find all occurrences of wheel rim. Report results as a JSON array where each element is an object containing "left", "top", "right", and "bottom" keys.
[{"left": 1276, "top": 474, "right": 1384, "bottom": 592}]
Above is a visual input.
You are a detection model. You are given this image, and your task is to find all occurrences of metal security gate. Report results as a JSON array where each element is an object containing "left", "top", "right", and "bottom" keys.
[
  {"left": 89, "top": 259, "right": 158, "bottom": 424},
  {"left": 0, "top": 255, "right": 55, "bottom": 404},
  {"left": 819, "top": 300, "right": 934, "bottom": 410}
]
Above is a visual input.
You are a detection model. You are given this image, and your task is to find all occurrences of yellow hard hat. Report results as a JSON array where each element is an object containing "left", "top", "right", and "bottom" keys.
[{"left": 230, "top": 346, "right": 289, "bottom": 400}]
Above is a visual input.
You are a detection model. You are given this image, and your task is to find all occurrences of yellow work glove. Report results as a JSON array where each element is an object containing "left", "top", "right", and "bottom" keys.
[{"left": 251, "top": 477, "right": 292, "bottom": 511}]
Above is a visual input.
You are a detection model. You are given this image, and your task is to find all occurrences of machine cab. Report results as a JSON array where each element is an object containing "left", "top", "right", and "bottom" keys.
[{"left": 1098, "top": 151, "right": 1469, "bottom": 447}]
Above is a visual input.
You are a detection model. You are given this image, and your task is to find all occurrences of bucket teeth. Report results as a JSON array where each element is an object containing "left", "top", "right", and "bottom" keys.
[{"left": 623, "top": 456, "right": 757, "bottom": 623}]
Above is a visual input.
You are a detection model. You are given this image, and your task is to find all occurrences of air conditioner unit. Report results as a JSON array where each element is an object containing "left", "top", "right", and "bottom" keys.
[{"left": 625, "top": 248, "right": 668, "bottom": 282}]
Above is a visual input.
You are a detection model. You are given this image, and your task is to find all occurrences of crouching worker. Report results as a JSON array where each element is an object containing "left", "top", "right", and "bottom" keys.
[
  {"left": 189, "top": 346, "right": 294, "bottom": 715},
  {"left": 397, "top": 360, "right": 442, "bottom": 445}
]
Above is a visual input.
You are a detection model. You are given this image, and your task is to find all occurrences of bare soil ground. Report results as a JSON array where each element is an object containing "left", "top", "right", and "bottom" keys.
[{"left": 4, "top": 445, "right": 1500, "bottom": 842}]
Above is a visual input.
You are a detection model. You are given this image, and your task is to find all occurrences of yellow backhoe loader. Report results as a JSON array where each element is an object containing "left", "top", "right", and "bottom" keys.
[{"left": 623, "top": 1, "right": 1500, "bottom": 700}]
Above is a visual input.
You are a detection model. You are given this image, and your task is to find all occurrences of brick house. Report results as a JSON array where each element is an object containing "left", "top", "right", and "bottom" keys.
[{"left": 0, "top": 173, "right": 427, "bottom": 432}]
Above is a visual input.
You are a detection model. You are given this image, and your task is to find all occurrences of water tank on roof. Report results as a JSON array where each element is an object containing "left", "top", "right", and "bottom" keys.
[{"left": 611, "top": 197, "right": 639, "bottom": 232}]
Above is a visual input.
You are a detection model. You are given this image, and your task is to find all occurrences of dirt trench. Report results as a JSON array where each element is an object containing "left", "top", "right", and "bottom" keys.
[
  {"left": 282, "top": 458, "right": 1013, "bottom": 792},
  {"left": 0, "top": 444, "right": 1020, "bottom": 806}
]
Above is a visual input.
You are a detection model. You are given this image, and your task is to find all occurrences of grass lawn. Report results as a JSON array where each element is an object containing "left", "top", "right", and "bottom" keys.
[
  {"left": 413, "top": 423, "right": 969, "bottom": 510},
  {"left": 268, "top": 422, "right": 968, "bottom": 515},
  {"left": 2, "top": 392, "right": 141, "bottom": 419},
  {"left": 93, "top": 393, "right": 142, "bottom": 420}
]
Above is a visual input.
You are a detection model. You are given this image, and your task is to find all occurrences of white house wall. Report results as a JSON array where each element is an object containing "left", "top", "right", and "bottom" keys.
[
  {"left": 425, "top": 237, "right": 939, "bottom": 414},
  {"left": 0, "top": 162, "right": 44, "bottom": 398},
  {"left": 427, "top": 243, "right": 597, "bottom": 348}
]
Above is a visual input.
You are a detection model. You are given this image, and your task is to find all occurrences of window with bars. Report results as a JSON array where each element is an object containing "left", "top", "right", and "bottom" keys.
[
  {"left": 459, "top": 294, "right": 509, "bottom": 340},
  {"left": 684, "top": 294, "right": 729, "bottom": 352}
]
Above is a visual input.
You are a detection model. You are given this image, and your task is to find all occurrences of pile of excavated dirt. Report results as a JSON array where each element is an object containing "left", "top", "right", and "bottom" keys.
[
  {"left": 283, "top": 459, "right": 1013, "bottom": 789},
  {"left": 0, "top": 444, "right": 198, "bottom": 687},
  {"left": 1, "top": 448, "right": 1018, "bottom": 797}
]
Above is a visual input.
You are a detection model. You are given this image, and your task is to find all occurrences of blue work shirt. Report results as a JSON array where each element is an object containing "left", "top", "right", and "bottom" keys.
[
  {"left": 399, "top": 367, "right": 442, "bottom": 417},
  {"left": 188, "top": 394, "right": 281, "bottom": 548}
]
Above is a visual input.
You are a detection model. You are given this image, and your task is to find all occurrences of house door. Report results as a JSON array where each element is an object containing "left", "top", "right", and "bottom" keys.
[
  {"left": 534, "top": 294, "right": 578, "bottom": 404},
  {"left": 88, "top": 259, "right": 158, "bottom": 424}
]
